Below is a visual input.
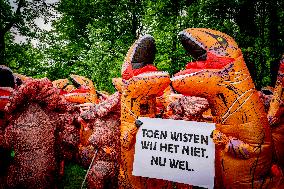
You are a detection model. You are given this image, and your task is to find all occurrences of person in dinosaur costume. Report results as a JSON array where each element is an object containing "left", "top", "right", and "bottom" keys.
[
  {"left": 3, "top": 77, "right": 80, "bottom": 189},
  {"left": 171, "top": 28, "right": 281, "bottom": 188},
  {"left": 79, "top": 91, "right": 121, "bottom": 189},
  {"left": 119, "top": 35, "right": 176, "bottom": 189}
]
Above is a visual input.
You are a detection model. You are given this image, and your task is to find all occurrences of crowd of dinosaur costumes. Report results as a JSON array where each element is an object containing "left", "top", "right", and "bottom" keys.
[{"left": 0, "top": 28, "right": 283, "bottom": 189}]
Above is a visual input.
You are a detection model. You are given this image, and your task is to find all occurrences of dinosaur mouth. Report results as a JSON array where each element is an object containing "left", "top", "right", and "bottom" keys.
[
  {"left": 172, "top": 31, "right": 235, "bottom": 80},
  {"left": 122, "top": 35, "right": 169, "bottom": 80},
  {"left": 69, "top": 75, "right": 92, "bottom": 93}
]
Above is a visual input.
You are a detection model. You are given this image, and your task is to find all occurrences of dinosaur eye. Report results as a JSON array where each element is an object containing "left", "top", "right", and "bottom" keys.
[{"left": 217, "top": 37, "right": 223, "bottom": 42}]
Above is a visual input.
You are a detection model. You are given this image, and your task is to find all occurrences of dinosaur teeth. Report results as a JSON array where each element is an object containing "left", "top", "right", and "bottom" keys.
[
  {"left": 170, "top": 70, "right": 203, "bottom": 81},
  {"left": 135, "top": 71, "right": 169, "bottom": 78},
  {"left": 179, "top": 30, "right": 205, "bottom": 49}
]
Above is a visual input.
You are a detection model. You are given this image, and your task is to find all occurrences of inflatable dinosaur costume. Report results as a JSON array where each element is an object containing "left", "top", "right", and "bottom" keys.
[
  {"left": 171, "top": 28, "right": 279, "bottom": 188},
  {"left": 3, "top": 78, "right": 80, "bottom": 189},
  {"left": 119, "top": 35, "right": 172, "bottom": 188},
  {"left": 79, "top": 92, "right": 121, "bottom": 189}
]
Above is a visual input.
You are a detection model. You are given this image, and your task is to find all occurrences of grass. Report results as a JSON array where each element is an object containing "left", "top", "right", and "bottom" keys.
[{"left": 58, "top": 162, "right": 87, "bottom": 189}]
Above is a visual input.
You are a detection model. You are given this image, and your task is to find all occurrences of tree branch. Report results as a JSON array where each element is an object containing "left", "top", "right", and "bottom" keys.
[{"left": 3, "top": 0, "right": 25, "bottom": 34}]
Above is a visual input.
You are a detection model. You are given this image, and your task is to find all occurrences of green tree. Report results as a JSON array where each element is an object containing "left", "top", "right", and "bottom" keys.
[
  {"left": 0, "top": 0, "right": 56, "bottom": 66},
  {"left": 9, "top": 0, "right": 282, "bottom": 91},
  {"left": 39, "top": 0, "right": 148, "bottom": 92},
  {"left": 200, "top": 0, "right": 284, "bottom": 88}
]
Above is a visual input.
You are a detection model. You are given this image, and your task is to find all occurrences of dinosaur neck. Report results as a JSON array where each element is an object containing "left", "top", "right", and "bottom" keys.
[
  {"left": 209, "top": 57, "right": 267, "bottom": 125},
  {"left": 120, "top": 94, "right": 156, "bottom": 123}
]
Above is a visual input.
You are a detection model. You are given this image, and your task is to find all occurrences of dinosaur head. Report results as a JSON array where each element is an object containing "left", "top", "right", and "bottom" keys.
[
  {"left": 179, "top": 28, "right": 241, "bottom": 60},
  {"left": 64, "top": 75, "right": 98, "bottom": 104},
  {"left": 171, "top": 28, "right": 245, "bottom": 98},
  {"left": 70, "top": 74, "right": 96, "bottom": 94},
  {"left": 171, "top": 29, "right": 264, "bottom": 124},
  {"left": 121, "top": 35, "right": 170, "bottom": 98}
]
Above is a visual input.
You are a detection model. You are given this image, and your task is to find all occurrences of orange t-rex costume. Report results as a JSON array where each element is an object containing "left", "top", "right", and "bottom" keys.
[
  {"left": 171, "top": 28, "right": 281, "bottom": 188},
  {"left": 119, "top": 35, "right": 174, "bottom": 188}
]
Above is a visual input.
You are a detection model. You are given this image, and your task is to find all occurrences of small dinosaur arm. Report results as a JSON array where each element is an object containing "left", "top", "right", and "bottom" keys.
[
  {"left": 119, "top": 35, "right": 173, "bottom": 189},
  {"left": 171, "top": 28, "right": 277, "bottom": 188}
]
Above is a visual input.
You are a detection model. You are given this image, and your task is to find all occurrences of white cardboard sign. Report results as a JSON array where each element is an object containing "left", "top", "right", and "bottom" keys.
[{"left": 132, "top": 117, "right": 215, "bottom": 189}]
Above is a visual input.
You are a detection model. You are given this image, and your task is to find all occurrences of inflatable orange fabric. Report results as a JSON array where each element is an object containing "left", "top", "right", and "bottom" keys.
[
  {"left": 171, "top": 28, "right": 279, "bottom": 188},
  {"left": 64, "top": 75, "right": 98, "bottom": 104},
  {"left": 52, "top": 78, "right": 69, "bottom": 89},
  {"left": 112, "top": 78, "right": 123, "bottom": 93},
  {"left": 64, "top": 84, "right": 75, "bottom": 92},
  {"left": 119, "top": 35, "right": 173, "bottom": 189}
]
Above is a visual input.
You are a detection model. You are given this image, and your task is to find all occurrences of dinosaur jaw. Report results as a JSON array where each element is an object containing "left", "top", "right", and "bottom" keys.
[
  {"left": 173, "top": 53, "right": 235, "bottom": 79},
  {"left": 175, "top": 28, "right": 237, "bottom": 78},
  {"left": 179, "top": 30, "right": 207, "bottom": 61},
  {"left": 124, "top": 70, "right": 170, "bottom": 97},
  {"left": 171, "top": 57, "right": 235, "bottom": 96},
  {"left": 171, "top": 32, "right": 235, "bottom": 96}
]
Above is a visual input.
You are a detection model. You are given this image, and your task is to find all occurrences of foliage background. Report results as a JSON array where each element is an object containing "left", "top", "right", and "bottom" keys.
[{"left": 1, "top": 0, "right": 284, "bottom": 92}]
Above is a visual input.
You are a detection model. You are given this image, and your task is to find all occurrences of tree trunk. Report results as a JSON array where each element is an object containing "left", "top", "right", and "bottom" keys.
[
  {"left": 0, "top": 0, "right": 24, "bottom": 66},
  {"left": 170, "top": 0, "right": 179, "bottom": 75},
  {"left": 0, "top": 32, "right": 5, "bottom": 65},
  {"left": 235, "top": 0, "right": 257, "bottom": 46},
  {"left": 131, "top": 0, "right": 141, "bottom": 39},
  {"left": 268, "top": 0, "right": 281, "bottom": 86}
]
